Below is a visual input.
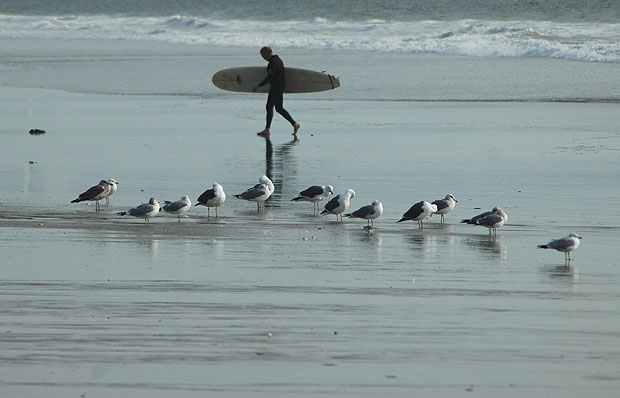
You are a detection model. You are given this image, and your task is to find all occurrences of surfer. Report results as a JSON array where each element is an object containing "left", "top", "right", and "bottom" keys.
[{"left": 253, "top": 46, "right": 300, "bottom": 137}]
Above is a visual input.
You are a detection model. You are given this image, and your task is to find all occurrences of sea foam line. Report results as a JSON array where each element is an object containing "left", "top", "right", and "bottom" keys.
[{"left": 1, "top": 14, "right": 619, "bottom": 63}]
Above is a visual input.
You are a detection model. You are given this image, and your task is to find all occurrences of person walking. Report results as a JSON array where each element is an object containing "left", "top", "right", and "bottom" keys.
[{"left": 253, "top": 46, "right": 300, "bottom": 136}]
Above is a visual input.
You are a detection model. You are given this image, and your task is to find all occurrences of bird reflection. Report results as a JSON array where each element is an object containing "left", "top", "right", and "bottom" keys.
[
  {"left": 541, "top": 264, "right": 580, "bottom": 282},
  {"left": 463, "top": 236, "right": 507, "bottom": 260}
]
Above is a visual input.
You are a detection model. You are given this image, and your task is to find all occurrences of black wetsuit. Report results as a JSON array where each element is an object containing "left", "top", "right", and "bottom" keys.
[{"left": 258, "top": 55, "right": 296, "bottom": 129}]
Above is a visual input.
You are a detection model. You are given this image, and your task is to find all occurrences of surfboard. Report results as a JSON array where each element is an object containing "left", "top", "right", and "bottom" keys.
[{"left": 211, "top": 67, "right": 340, "bottom": 93}]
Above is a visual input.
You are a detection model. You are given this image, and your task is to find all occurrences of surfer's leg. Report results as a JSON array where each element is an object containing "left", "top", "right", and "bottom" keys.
[
  {"left": 265, "top": 95, "right": 275, "bottom": 129},
  {"left": 258, "top": 94, "right": 275, "bottom": 135},
  {"left": 273, "top": 91, "right": 299, "bottom": 133}
]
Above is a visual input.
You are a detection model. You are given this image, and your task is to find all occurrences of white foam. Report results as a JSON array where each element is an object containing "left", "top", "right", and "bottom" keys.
[{"left": 1, "top": 14, "right": 619, "bottom": 63}]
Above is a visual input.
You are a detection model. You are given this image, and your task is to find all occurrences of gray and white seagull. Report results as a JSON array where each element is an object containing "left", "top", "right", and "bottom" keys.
[
  {"left": 461, "top": 207, "right": 508, "bottom": 236},
  {"left": 162, "top": 195, "right": 192, "bottom": 221},
  {"left": 118, "top": 197, "right": 161, "bottom": 225},
  {"left": 345, "top": 200, "right": 383, "bottom": 227},
  {"left": 538, "top": 233, "right": 582, "bottom": 262}
]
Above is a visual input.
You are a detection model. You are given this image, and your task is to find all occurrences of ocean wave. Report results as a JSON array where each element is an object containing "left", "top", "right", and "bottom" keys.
[{"left": 1, "top": 14, "right": 619, "bottom": 63}]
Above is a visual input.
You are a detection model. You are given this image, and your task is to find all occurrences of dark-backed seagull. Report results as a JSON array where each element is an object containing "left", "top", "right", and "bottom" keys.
[
  {"left": 432, "top": 194, "right": 458, "bottom": 223},
  {"left": 196, "top": 183, "right": 226, "bottom": 218},
  {"left": 461, "top": 207, "right": 500, "bottom": 224},
  {"left": 538, "top": 233, "right": 582, "bottom": 262},
  {"left": 345, "top": 200, "right": 383, "bottom": 227},
  {"left": 291, "top": 185, "right": 334, "bottom": 215},
  {"left": 162, "top": 195, "right": 192, "bottom": 221},
  {"left": 235, "top": 183, "right": 271, "bottom": 212},
  {"left": 118, "top": 197, "right": 160, "bottom": 225},
  {"left": 320, "top": 189, "right": 355, "bottom": 221},
  {"left": 461, "top": 207, "right": 508, "bottom": 235},
  {"left": 71, "top": 180, "right": 112, "bottom": 212},
  {"left": 397, "top": 201, "right": 437, "bottom": 229}
]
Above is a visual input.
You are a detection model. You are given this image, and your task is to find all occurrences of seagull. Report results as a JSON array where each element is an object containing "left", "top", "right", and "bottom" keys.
[
  {"left": 118, "top": 197, "right": 160, "bottom": 225},
  {"left": 345, "top": 200, "right": 383, "bottom": 227},
  {"left": 257, "top": 175, "right": 274, "bottom": 196},
  {"left": 397, "top": 201, "right": 437, "bottom": 229},
  {"left": 196, "top": 183, "right": 226, "bottom": 218},
  {"left": 71, "top": 180, "right": 112, "bottom": 212},
  {"left": 235, "top": 183, "right": 271, "bottom": 212},
  {"left": 291, "top": 185, "right": 334, "bottom": 215},
  {"left": 320, "top": 189, "right": 355, "bottom": 221},
  {"left": 105, "top": 178, "right": 119, "bottom": 205},
  {"left": 461, "top": 206, "right": 501, "bottom": 225},
  {"left": 538, "top": 233, "right": 582, "bottom": 262},
  {"left": 162, "top": 195, "right": 192, "bottom": 221},
  {"left": 432, "top": 194, "right": 458, "bottom": 223},
  {"left": 462, "top": 207, "right": 508, "bottom": 235}
]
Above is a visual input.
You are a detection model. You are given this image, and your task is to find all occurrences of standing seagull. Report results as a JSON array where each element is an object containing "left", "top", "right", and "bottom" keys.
[
  {"left": 235, "top": 183, "right": 271, "bottom": 212},
  {"left": 257, "top": 175, "right": 275, "bottom": 196},
  {"left": 321, "top": 189, "right": 356, "bottom": 221},
  {"left": 462, "top": 207, "right": 508, "bottom": 236},
  {"left": 71, "top": 180, "right": 112, "bottom": 212},
  {"left": 461, "top": 206, "right": 501, "bottom": 224},
  {"left": 538, "top": 234, "right": 582, "bottom": 262},
  {"left": 432, "top": 194, "right": 458, "bottom": 223},
  {"left": 162, "top": 195, "right": 192, "bottom": 222},
  {"left": 118, "top": 197, "right": 160, "bottom": 225},
  {"left": 397, "top": 201, "right": 437, "bottom": 229},
  {"left": 105, "top": 178, "right": 119, "bottom": 205},
  {"left": 291, "top": 184, "right": 334, "bottom": 215},
  {"left": 196, "top": 183, "right": 226, "bottom": 218},
  {"left": 345, "top": 200, "right": 383, "bottom": 227}
]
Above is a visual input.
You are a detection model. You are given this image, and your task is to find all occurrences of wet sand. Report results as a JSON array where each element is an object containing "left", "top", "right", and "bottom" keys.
[{"left": 2, "top": 42, "right": 620, "bottom": 397}]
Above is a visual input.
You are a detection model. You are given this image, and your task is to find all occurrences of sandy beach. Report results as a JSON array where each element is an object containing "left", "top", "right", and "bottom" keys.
[{"left": 1, "top": 39, "right": 620, "bottom": 397}]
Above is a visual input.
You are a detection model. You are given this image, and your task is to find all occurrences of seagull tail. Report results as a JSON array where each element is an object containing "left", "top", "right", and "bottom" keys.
[
  {"left": 71, "top": 198, "right": 81, "bottom": 203},
  {"left": 460, "top": 219, "right": 472, "bottom": 224},
  {"left": 537, "top": 245, "right": 549, "bottom": 249},
  {"left": 291, "top": 197, "right": 302, "bottom": 202},
  {"left": 117, "top": 211, "right": 127, "bottom": 216},
  {"left": 396, "top": 217, "right": 407, "bottom": 223}
]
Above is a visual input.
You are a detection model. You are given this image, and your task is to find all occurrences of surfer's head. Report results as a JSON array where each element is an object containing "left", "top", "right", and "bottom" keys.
[{"left": 260, "top": 46, "right": 274, "bottom": 60}]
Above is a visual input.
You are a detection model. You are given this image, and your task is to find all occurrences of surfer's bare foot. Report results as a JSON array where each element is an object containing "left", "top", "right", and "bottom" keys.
[
  {"left": 293, "top": 123, "right": 301, "bottom": 135},
  {"left": 257, "top": 129, "right": 271, "bottom": 137}
]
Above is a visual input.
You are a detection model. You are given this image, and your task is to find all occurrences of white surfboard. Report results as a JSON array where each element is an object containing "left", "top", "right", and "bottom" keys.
[{"left": 212, "top": 67, "right": 340, "bottom": 93}]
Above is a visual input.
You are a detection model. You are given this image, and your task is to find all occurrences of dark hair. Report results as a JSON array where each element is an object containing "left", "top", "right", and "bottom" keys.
[{"left": 260, "top": 46, "right": 273, "bottom": 56}]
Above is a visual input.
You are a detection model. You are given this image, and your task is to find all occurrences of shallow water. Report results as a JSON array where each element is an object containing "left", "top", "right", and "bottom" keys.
[{"left": 2, "top": 83, "right": 620, "bottom": 396}]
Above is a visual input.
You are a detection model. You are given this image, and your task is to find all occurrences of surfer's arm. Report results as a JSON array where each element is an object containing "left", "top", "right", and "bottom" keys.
[{"left": 258, "top": 67, "right": 275, "bottom": 87}]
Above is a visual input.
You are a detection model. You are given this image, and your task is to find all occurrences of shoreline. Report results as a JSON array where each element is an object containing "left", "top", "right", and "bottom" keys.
[{"left": 2, "top": 38, "right": 620, "bottom": 102}]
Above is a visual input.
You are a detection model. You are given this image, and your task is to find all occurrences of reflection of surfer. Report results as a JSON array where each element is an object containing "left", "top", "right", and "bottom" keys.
[{"left": 253, "top": 46, "right": 301, "bottom": 137}]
